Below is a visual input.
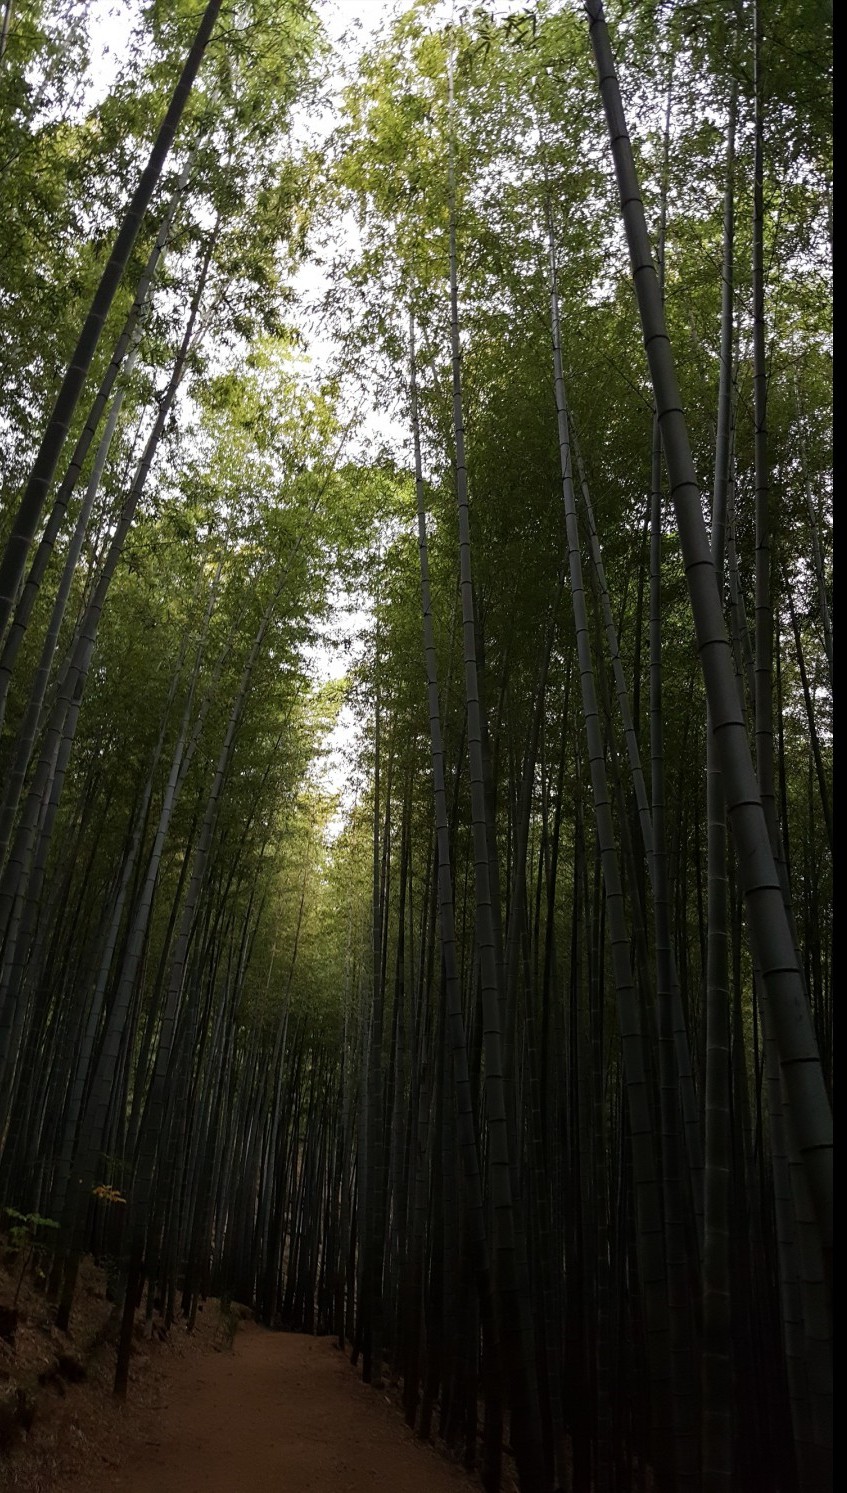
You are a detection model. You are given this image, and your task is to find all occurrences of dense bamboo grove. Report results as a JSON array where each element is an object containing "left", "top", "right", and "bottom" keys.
[{"left": 0, "top": 2, "right": 831, "bottom": 1491}]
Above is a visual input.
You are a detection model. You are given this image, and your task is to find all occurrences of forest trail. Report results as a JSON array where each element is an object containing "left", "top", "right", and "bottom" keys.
[{"left": 105, "top": 1322, "right": 478, "bottom": 1493}]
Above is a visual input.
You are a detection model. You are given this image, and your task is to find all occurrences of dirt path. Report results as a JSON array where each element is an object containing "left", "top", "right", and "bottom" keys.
[{"left": 102, "top": 1323, "right": 478, "bottom": 1493}]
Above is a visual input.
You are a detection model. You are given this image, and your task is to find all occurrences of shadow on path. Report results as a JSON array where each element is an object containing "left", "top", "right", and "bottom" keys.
[{"left": 109, "top": 1322, "right": 479, "bottom": 1493}]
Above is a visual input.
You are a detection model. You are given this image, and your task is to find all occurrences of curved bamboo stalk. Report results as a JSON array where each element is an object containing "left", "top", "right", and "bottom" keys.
[
  {"left": 0, "top": 151, "right": 195, "bottom": 733},
  {"left": 0, "top": 0, "right": 223, "bottom": 637},
  {"left": 0, "top": 237, "right": 213, "bottom": 969}
]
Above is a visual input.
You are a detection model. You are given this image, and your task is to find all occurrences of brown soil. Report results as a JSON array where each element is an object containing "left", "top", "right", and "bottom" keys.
[
  {"left": 2, "top": 1280, "right": 484, "bottom": 1493},
  {"left": 58, "top": 1323, "right": 480, "bottom": 1493},
  {"left": 0, "top": 1257, "right": 236, "bottom": 1491},
  {"left": 2, "top": 1240, "right": 483, "bottom": 1493},
  {"left": 0, "top": 1251, "right": 116, "bottom": 1393}
]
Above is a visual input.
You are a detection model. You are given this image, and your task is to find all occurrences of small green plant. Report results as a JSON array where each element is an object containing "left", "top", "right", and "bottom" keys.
[{"left": 2, "top": 1209, "right": 59, "bottom": 1307}]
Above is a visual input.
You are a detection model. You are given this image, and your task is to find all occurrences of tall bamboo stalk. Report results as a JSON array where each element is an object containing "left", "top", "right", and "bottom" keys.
[
  {"left": 0, "top": 0, "right": 223, "bottom": 636},
  {"left": 584, "top": 0, "right": 832, "bottom": 1266}
]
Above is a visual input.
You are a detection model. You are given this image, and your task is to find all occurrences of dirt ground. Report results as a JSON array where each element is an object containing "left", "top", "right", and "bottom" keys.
[
  {"left": 0, "top": 1258, "right": 237, "bottom": 1492},
  {"left": 2, "top": 1298, "right": 484, "bottom": 1493},
  {"left": 1, "top": 1237, "right": 483, "bottom": 1493},
  {"left": 60, "top": 1323, "right": 480, "bottom": 1493}
]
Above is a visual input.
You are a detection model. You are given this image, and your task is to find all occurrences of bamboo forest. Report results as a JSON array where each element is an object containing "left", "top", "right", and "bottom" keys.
[{"left": 0, "top": 1, "right": 832, "bottom": 1490}]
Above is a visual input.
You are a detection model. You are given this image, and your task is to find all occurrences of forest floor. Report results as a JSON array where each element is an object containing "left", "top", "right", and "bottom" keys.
[
  {"left": 1, "top": 1252, "right": 482, "bottom": 1493},
  {"left": 84, "top": 1325, "right": 482, "bottom": 1493}
]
